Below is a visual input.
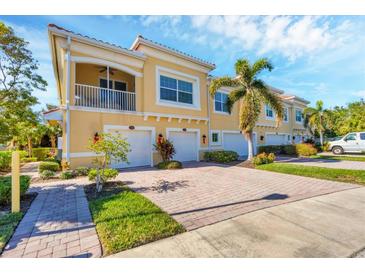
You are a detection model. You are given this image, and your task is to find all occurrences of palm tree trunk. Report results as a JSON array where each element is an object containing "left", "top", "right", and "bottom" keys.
[
  {"left": 319, "top": 130, "right": 324, "bottom": 146},
  {"left": 246, "top": 131, "right": 254, "bottom": 160}
]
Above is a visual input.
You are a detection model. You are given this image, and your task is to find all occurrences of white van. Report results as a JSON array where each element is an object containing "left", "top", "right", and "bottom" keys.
[{"left": 328, "top": 132, "right": 365, "bottom": 154}]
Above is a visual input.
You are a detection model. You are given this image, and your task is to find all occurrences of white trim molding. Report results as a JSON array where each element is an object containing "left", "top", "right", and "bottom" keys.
[
  {"left": 295, "top": 108, "right": 304, "bottom": 124},
  {"left": 166, "top": 127, "right": 200, "bottom": 161},
  {"left": 265, "top": 104, "right": 275, "bottom": 121},
  {"left": 213, "top": 90, "right": 230, "bottom": 115},
  {"left": 155, "top": 65, "right": 201, "bottom": 111},
  {"left": 70, "top": 56, "right": 143, "bottom": 77},
  {"left": 103, "top": 125, "right": 156, "bottom": 167}
]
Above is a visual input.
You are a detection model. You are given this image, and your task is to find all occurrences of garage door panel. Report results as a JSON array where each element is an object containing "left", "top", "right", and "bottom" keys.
[
  {"left": 169, "top": 131, "right": 197, "bottom": 162},
  {"left": 109, "top": 129, "right": 151, "bottom": 168},
  {"left": 222, "top": 132, "right": 256, "bottom": 156},
  {"left": 266, "top": 134, "right": 286, "bottom": 146}
]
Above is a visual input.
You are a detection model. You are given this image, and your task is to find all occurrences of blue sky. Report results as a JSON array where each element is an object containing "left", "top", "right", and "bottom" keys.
[{"left": 1, "top": 15, "right": 365, "bottom": 110}]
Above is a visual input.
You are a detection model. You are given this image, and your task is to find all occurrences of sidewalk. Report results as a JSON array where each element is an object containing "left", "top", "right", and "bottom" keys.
[
  {"left": 1, "top": 179, "right": 101, "bottom": 258},
  {"left": 109, "top": 187, "right": 365, "bottom": 258}
]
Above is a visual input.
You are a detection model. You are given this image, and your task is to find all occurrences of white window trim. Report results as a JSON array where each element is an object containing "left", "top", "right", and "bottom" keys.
[
  {"left": 99, "top": 77, "right": 128, "bottom": 91},
  {"left": 295, "top": 108, "right": 303, "bottom": 124},
  {"left": 210, "top": 130, "right": 221, "bottom": 146},
  {"left": 104, "top": 125, "right": 156, "bottom": 167},
  {"left": 156, "top": 65, "right": 201, "bottom": 110},
  {"left": 265, "top": 104, "right": 275, "bottom": 120},
  {"left": 283, "top": 107, "right": 289, "bottom": 123},
  {"left": 213, "top": 90, "right": 230, "bottom": 115},
  {"left": 166, "top": 128, "right": 200, "bottom": 161}
]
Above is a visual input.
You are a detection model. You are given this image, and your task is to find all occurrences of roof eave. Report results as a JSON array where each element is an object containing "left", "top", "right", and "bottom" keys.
[
  {"left": 48, "top": 25, "right": 147, "bottom": 61},
  {"left": 131, "top": 36, "right": 216, "bottom": 71}
]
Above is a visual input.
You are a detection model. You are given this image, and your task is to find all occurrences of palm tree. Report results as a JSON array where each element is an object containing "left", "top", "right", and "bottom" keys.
[
  {"left": 209, "top": 58, "right": 283, "bottom": 160},
  {"left": 304, "top": 100, "right": 329, "bottom": 145}
]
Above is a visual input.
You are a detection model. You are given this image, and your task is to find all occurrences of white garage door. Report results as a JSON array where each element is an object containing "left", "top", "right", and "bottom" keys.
[
  {"left": 294, "top": 135, "right": 303, "bottom": 144},
  {"left": 266, "top": 134, "right": 286, "bottom": 145},
  {"left": 108, "top": 129, "right": 151, "bottom": 168},
  {"left": 169, "top": 131, "right": 198, "bottom": 162},
  {"left": 222, "top": 132, "right": 256, "bottom": 156}
]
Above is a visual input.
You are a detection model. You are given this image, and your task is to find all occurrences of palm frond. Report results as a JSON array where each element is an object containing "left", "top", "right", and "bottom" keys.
[
  {"left": 253, "top": 79, "right": 283, "bottom": 126},
  {"left": 251, "top": 58, "right": 273, "bottom": 77},
  {"left": 209, "top": 77, "right": 239, "bottom": 97},
  {"left": 226, "top": 87, "right": 246, "bottom": 114},
  {"left": 239, "top": 93, "right": 261, "bottom": 135}
]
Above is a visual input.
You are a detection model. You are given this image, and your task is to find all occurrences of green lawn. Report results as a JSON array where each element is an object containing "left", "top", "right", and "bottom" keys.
[
  {"left": 0, "top": 212, "right": 23, "bottom": 253},
  {"left": 310, "top": 155, "right": 365, "bottom": 162},
  {"left": 88, "top": 187, "right": 185, "bottom": 256},
  {"left": 256, "top": 163, "right": 365, "bottom": 185}
]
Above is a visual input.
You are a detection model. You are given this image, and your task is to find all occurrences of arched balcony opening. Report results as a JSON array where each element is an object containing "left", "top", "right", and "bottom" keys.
[{"left": 74, "top": 63, "right": 136, "bottom": 111}]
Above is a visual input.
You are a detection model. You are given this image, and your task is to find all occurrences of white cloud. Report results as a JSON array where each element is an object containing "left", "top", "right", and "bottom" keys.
[
  {"left": 353, "top": 90, "right": 365, "bottom": 98},
  {"left": 141, "top": 16, "right": 354, "bottom": 61}
]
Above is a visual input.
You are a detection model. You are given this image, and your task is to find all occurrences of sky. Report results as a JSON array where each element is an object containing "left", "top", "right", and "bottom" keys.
[{"left": 1, "top": 15, "right": 365, "bottom": 111}]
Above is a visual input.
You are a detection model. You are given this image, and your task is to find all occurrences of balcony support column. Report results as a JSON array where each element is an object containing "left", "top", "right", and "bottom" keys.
[{"left": 65, "top": 36, "right": 71, "bottom": 163}]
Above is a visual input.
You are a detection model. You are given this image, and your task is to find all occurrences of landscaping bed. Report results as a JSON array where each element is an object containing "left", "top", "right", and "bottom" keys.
[
  {"left": 85, "top": 181, "right": 185, "bottom": 256},
  {"left": 256, "top": 163, "right": 365, "bottom": 185}
]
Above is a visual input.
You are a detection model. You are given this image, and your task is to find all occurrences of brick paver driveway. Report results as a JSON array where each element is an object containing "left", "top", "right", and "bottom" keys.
[
  {"left": 118, "top": 162, "right": 359, "bottom": 231},
  {"left": 1, "top": 179, "right": 101, "bottom": 258}
]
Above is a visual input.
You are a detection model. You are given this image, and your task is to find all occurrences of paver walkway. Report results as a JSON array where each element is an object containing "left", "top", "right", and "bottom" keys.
[
  {"left": 117, "top": 162, "right": 359, "bottom": 231},
  {"left": 276, "top": 156, "right": 365, "bottom": 170},
  {"left": 110, "top": 187, "right": 365, "bottom": 258},
  {"left": 1, "top": 179, "right": 101, "bottom": 258}
]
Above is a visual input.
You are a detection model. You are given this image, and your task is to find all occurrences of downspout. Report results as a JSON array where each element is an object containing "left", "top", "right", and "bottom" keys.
[
  {"left": 207, "top": 81, "right": 211, "bottom": 151},
  {"left": 65, "top": 36, "right": 71, "bottom": 163}
]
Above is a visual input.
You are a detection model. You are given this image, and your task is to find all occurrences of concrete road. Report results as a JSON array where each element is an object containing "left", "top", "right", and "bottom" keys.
[{"left": 109, "top": 187, "right": 365, "bottom": 258}]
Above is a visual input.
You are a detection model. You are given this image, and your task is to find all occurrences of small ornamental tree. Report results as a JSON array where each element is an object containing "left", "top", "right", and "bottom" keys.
[
  {"left": 154, "top": 139, "right": 175, "bottom": 163},
  {"left": 88, "top": 133, "right": 130, "bottom": 192}
]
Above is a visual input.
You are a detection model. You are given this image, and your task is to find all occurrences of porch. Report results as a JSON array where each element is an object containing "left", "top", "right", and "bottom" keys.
[{"left": 73, "top": 63, "right": 137, "bottom": 112}]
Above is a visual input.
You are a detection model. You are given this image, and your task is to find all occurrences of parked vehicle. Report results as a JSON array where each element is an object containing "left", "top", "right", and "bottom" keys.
[{"left": 328, "top": 132, "right": 365, "bottom": 154}]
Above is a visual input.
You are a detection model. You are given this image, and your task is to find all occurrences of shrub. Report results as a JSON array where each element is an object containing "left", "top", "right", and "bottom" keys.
[
  {"left": 88, "top": 168, "right": 119, "bottom": 182},
  {"left": 204, "top": 150, "right": 238, "bottom": 163},
  {"left": 38, "top": 161, "right": 60, "bottom": 173},
  {"left": 295, "top": 144, "right": 317, "bottom": 156},
  {"left": 0, "top": 151, "right": 28, "bottom": 171},
  {"left": 32, "top": 148, "right": 51, "bottom": 161},
  {"left": 22, "top": 157, "right": 38, "bottom": 163},
  {"left": 258, "top": 145, "right": 283, "bottom": 155},
  {"left": 156, "top": 160, "right": 182, "bottom": 169},
  {"left": 60, "top": 171, "right": 76, "bottom": 180},
  {"left": 154, "top": 139, "right": 175, "bottom": 162},
  {"left": 40, "top": 170, "right": 55, "bottom": 180},
  {"left": 282, "top": 145, "right": 297, "bottom": 156},
  {"left": 74, "top": 166, "right": 90, "bottom": 176},
  {"left": 253, "top": 152, "right": 276, "bottom": 166},
  {"left": 0, "top": 175, "right": 30, "bottom": 205}
]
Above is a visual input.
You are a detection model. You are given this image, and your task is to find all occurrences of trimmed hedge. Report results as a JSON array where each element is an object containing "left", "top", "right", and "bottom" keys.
[
  {"left": 204, "top": 150, "right": 238, "bottom": 163},
  {"left": 253, "top": 152, "right": 276, "bottom": 166},
  {"left": 32, "top": 148, "right": 52, "bottom": 161},
  {"left": 258, "top": 144, "right": 317, "bottom": 157},
  {"left": 88, "top": 168, "right": 119, "bottom": 182},
  {"left": 38, "top": 161, "right": 60, "bottom": 172},
  {"left": 0, "top": 151, "right": 28, "bottom": 170},
  {"left": 40, "top": 170, "right": 55, "bottom": 180},
  {"left": 60, "top": 171, "right": 76, "bottom": 180},
  {"left": 156, "top": 160, "right": 182, "bottom": 169},
  {"left": 22, "top": 157, "right": 38, "bottom": 163},
  {"left": 74, "top": 166, "right": 90, "bottom": 176},
  {"left": 0, "top": 175, "right": 30, "bottom": 205}
]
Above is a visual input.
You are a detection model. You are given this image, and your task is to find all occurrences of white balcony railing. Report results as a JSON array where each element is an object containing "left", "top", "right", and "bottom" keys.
[{"left": 74, "top": 83, "right": 136, "bottom": 111}]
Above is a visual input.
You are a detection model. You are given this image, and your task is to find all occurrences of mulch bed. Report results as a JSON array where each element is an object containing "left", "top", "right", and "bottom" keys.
[
  {"left": 84, "top": 181, "right": 126, "bottom": 201},
  {"left": 0, "top": 192, "right": 38, "bottom": 215},
  {"left": 227, "top": 160, "right": 256, "bottom": 169}
]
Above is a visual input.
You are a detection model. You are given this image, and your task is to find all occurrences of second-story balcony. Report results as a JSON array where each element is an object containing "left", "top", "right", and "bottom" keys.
[{"left": 75, "top": 84, "right": 136, "bottom": 112}]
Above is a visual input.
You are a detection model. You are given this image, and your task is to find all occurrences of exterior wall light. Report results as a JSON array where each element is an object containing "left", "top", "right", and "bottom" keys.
[{"left": 202, "top": 134, "right": 207, "bottom": 144}]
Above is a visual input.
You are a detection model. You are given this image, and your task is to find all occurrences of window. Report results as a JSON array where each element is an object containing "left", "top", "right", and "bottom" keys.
[
  {"left": 211, "top": 131, "right": 221, "bottom": 145},
  {"left": 295, "top": 109, "right": 303, "bottom": 123},
  {"left": 265, "top": 104, "right": 274, "bottom": 119},
  {"left": 160, "top": 75, "right": 193, "bottom": 104},
  {"left": 99, "top": 79, "right": 127, "bottom": 91},
  {"left": 283, "top": 108, "right": 289, "bottom": 122},
  {"left": 214, "top": 92, "right": 229, "bottom": 113},
  {"left": 345, "top": 133, "right": 357, "bottom": 141},
  {"left": 360, "top": 133, "right": 365, "bottom": 140}
]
